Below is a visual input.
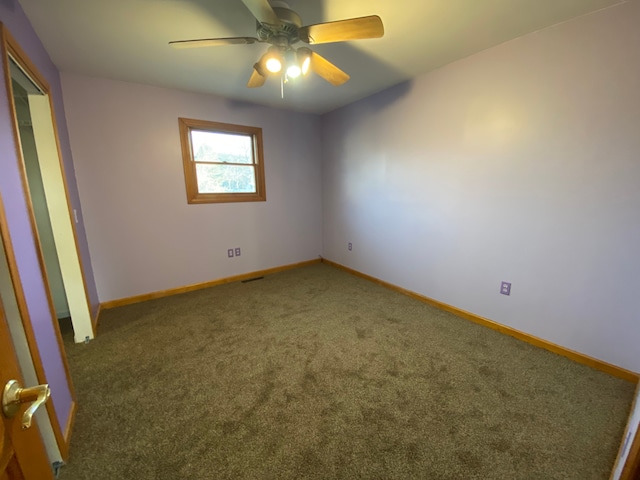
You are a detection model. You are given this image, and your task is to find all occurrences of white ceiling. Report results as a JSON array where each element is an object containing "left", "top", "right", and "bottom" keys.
[{"left": 19, "top": 0, "right": 624, "bottom": 114}]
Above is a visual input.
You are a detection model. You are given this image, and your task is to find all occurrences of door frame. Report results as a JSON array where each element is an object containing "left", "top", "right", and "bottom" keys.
[
  {"left": 0, "top": 24, "right": 84, "bottom": 459},
  {"left": 1, "top": 25, "right": 95, "bottom": 340}
]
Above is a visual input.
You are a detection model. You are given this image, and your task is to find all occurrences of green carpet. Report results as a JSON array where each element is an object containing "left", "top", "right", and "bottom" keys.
[{"left": 60, "top": 263, "right": 635, "bottom": 479}]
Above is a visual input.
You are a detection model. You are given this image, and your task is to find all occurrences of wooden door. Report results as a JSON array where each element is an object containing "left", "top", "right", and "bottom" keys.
[{"left": 0, "top": 300, "right": 53, "bottom": 480}]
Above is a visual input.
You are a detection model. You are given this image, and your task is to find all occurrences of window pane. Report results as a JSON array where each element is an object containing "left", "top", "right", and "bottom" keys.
[
  {"left": 196, "top": 163, "right": 256, "bottom": 193},
  {"left": 190, "top": 130, "right": 253, "bottom": 164}
]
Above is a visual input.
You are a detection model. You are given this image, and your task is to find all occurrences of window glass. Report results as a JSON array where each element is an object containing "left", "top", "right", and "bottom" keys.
[{"left": 178, "top": 118, "right": 266, "bottom": 204}]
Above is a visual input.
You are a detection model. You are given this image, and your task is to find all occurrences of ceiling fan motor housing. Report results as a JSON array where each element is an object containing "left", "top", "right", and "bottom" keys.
[{"left": 257, "top": 6, "right": 302, "bottom": 45}]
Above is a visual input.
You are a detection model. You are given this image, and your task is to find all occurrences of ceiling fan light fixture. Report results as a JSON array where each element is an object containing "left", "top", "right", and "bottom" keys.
[
  {"left": 266, "top": 57, "right": 282, "bottom": 73},
  {"left": 301, "top": 57, "right": 311, "bottom": 75},
  {"left": 297, "top": 48, "right": 312, "bottom": 76},
  {"left": 265, "top": 47, "right": 283, "bottom": 73},
  {"left": 287, "top": 65, "right": 301, "bottom": 78},
  {"left": 284, "top": 48, "right": 302, "bottom": 79}
]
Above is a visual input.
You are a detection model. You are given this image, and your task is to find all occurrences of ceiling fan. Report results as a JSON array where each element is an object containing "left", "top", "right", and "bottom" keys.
[{"left": 169, "top": 0, "right": 384, "bottom": 88}]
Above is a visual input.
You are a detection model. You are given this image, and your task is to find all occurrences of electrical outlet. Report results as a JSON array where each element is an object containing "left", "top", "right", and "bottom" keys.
[
  {"left": 235, "top": 247, "right": 241, "bottom": 257},
  {"left": 500, "top": 282, "right": 511, "bottom": 296},
  {"left": 348, "top": 242, "right": 352, "bottom": 251},
  {"left": 227, "top": 249, "right": 234, "bottom": 258}
]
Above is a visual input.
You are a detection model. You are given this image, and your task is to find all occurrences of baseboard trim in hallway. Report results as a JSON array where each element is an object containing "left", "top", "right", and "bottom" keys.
[{"left": 321, "top": 258, "right": 639, "bottom": 383}]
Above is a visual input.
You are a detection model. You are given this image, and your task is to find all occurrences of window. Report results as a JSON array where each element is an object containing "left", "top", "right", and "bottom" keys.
[{"left": 178, "top": 118, "right": 266, "bottom": 204}]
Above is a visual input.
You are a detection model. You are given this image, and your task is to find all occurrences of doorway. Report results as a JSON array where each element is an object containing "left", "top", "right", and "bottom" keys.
[
  {"left": 12, "top": 71, "right": 70, "bottom": 328},
  {"left": 8, "top": 54, "right": 94, "bottom": 343}
]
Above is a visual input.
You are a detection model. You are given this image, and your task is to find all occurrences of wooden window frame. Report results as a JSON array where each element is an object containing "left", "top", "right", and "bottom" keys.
[{"left": 178, "top": 117, "right": 266, "bottom": 204}]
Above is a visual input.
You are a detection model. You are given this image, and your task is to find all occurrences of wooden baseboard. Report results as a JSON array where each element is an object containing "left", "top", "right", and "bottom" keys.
[
  {"left": 321, "top": 258, "right": 639, "bottom": 383},
  {"left": 98, "top": 255, "right": 637, "bottom": 382},
  {"left": 100, "top": 258, "right": 322, "bottom": 310}
]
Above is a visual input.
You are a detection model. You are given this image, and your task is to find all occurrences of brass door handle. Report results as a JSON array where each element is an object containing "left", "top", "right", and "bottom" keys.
[{"left": 2, "top": 379, "right": 51, "bottom": 429}]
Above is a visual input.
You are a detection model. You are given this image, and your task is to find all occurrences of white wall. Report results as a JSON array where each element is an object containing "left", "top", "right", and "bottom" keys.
[
  {"left": 61, "top": 74, "right": 323, "bottom": 302},
  {"left": 321, "top": 1, "right": 640, "bottom": 373}
]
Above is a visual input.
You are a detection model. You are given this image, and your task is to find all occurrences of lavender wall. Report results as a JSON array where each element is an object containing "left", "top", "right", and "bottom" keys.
[
  {"left": 0, "top": 1, "right": 97, "bottom": 433},
  {"left": 60, "top": 74, "right": 323, "bottom": 302},
  {"left": 321, "top": 2, "right": 640, "bottom": 373}
]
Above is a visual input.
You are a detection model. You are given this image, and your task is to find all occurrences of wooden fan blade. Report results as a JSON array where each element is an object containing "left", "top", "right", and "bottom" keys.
[
  {"left": 241, "top": 0, "right": 281, "bottom": 26},
  {"left": 169, "top": 37, "right": 258, "bottom": 49},
  {"left": 309, "top": 51, "right": 349, "bottom": 86},
  {"left": 299, "top": 15, "right": 384, "bottom": 44},
  {"left": 247, "top": 65, "right": 267, "bottom": 88}
]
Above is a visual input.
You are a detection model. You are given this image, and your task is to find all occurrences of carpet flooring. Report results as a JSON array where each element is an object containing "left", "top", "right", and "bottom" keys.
[{"left": 60, "top": 263, "right": 635, "bottom": 479}]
